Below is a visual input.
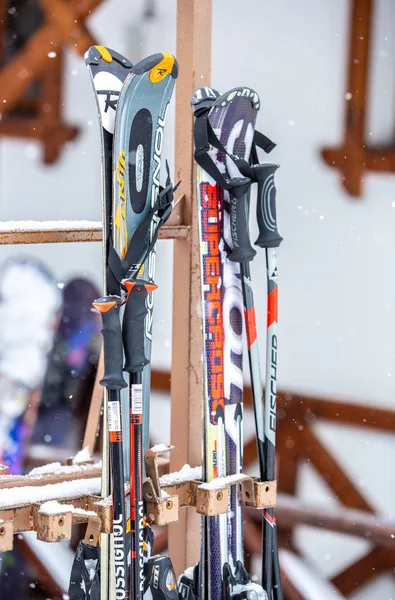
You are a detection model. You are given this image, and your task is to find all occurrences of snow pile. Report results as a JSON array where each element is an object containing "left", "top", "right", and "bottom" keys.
[
  {"left": 150, "top": 443, "right": 172, "bottom": 453},
  {"left": 29, "top": 462, "right": 63, "bottom": 476},
  {"left": 39, "top": 500, "right": 96, "bottom": 517},
  {"left": 199, "top": 473, "right": 249, "bottom": 490},
  {"left": 159, "top": 464, "right": 202, "bottom": 486},
  {"left": 28, "top": 461, "right": 101, "bottom": 477},
  {"left": 0, "top": 477, "right": 101, "bottom": 508},
  {"left": 0, "top": 220, "right": 101, "bottom": 231},
  {"left": 72, "top": 446, "right": 92, "bottom": 464}
]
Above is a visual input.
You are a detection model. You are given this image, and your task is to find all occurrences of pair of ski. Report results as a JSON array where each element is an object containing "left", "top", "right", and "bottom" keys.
[
  {"left": 70, "top": 47, "right": 178, "bottom": 600},
  {"left": 184, "top": 87, "right": 282, "bottom": 600}
]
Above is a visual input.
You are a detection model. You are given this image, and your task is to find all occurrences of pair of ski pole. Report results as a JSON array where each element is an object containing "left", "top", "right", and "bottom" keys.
[
  {"left": 227, "top": 164, "right": 283, "bottom": 600},
  {"left": 93, "top": 278, "right": 156, "bottom": 600}
]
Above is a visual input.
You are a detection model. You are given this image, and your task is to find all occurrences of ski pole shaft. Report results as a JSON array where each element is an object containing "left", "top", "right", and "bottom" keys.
[
  {"left": 253, "top": 164, "right": 282, "bottom": 600},
  {"left": 122, "top": 279, "right": 157, "bottom": 600},
  {"left": 92, "top": 296, "right": 129, "bottom": 600}
]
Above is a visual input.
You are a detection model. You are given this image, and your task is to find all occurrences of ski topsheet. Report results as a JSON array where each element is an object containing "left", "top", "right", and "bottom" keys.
[
  {"left": 194, "top": 87, "right": 259, "bottom": 600},
  {"left": 112, "top": 52, "right": 178, "bottom": 458}
]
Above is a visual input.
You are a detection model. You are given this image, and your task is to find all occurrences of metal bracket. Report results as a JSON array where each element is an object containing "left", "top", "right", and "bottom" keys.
[
  {"left": 84, "top": 516, "right": 101, "bottom": 547},
  {"left": 143, "top": 445, "right": 179, "bottom": 525},
  {"left": 161, "top": 473, "right": 277, "bottom": 516},
  {"left": 0, "top": 520, "right": 14, "bottom": 552}
]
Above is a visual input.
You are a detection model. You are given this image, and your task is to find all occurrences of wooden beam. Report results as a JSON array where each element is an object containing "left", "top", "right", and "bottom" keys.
[
  {"left": 300, "top": 428, "right": 373, "bottom": 512},
  {"left": 249, "top": 494, "right": 395, "bottom": 549},
  {"left": 0, "top": 0, "right": 101, "bottom": 115},
  {"left": 82, "top": 348, "right": 104, "bottom": 457},
  {"left": 321, "top": 0, "right": 373, "bottom": 196},
  {"left": 169, "top": 0, "right": 212, "bottom": 575},
  {"left": 151, "top": 370, "right": 395, "bottom": 433},
  {"left": 331, "top": 547, "right": 395, "bottom": 595},
  {"left": 0, "top": 221, "right": 189, "bottom": 244}
]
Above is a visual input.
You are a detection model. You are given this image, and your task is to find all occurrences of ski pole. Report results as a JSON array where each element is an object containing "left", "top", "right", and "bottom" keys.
[
  {"left": 122, "top": 278, "right": 157, "bottom": 600},
  {"left": 253, "top": 164, "right": 282, "bottom": 600},
  {"left": 227, "top": 165, "right": 282, "bottom": 599},
  {"left": 92, "top": 295, "right": 129, "bottom": 600}
]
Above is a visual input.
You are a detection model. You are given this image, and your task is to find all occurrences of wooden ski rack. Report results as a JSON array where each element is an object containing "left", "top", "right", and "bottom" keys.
[
  {"left": 0, "top": 444, "right": 277, "bottom": 552},
  {"left": 142, "top": 444, "right": 277, "bottom": 523}
]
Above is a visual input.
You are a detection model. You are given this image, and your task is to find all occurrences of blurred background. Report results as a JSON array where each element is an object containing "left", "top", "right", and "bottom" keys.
[{"left": 0, "top": 0, "right": 394, "bottom": 598}]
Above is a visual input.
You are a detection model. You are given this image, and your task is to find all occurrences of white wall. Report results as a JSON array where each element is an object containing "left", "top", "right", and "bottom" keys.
[{"left": 0, "top": 1, "right": 394, "bottom": 597}]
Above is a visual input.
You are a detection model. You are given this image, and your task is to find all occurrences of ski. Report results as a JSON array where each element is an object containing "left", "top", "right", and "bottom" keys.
[
  {"left": 110, "top": 52, "right": 177, "bottom": 600},
  {"left": 190, "top": 86, "right": 266, "bottom": 600},
  {"left": 85, "top": 45, "right": 133, "bottom": 600},
  {"left": 190, "top": 85, "right": 282, "bottom": 600}
]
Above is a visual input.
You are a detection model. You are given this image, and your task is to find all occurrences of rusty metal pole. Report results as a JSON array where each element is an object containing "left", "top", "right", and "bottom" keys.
[{"left": 169, "top": 0, "right": 212, "bottom": 576}]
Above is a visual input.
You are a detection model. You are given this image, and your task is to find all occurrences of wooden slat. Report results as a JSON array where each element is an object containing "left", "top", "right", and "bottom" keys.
[
  {"left": 82, "top": 348, "right": 104, "bottom": 457},
  {"left": 300, "top": 428, "right": 373, "bottom": 512},
  {"left": 331, "top": 547, "right": 395, "bottom": 595},
  {"left": 249, "top": 494, "right": 395, "bottom": 548},
  {"left": 151, "top": 370, "right": 395, "bottom": 433},
  {"left": 0, "top": 222, "right": 189, "bottom": 244},
  {"left": 0, "top": 464, "right": 100, "bottom": 490}
]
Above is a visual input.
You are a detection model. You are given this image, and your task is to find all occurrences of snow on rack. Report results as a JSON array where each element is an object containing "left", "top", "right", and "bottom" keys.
[
  {"left": 159, "top": 464, "right": 202, "bottom": 486},
  {"left": 0, "top": 477, "right": 101, "bottom": 509},
  {"left": 39, "top": 500, "right": 96, "bottom": 517},
  {"left": 0, "top": 220, "right": 101, "bottom": 231},
  {"left": 150, "top": 444, "right": 172, "bottom": 453},
  {"left": 199, "top": 473, "right": 249, "bottom": 490},
  {"left": 28, "top": 461, "right": 101, "bottom": 477},
  {"left": 72, "top": 446, "right": 92, "bottom": 464}
]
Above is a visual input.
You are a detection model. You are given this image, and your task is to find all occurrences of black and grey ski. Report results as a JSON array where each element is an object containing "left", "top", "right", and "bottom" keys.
[{"left": 188, "top": 84, "right": 281, "bottom": 600}]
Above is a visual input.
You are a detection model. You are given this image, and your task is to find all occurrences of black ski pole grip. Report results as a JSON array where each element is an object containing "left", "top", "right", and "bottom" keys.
[
  {"left": 227, "top": 177, "right": 257, "bottom": 263},
  {"left": 92, "top": 296, "right": 127, "bottom": 390},
  {"left": 253, "top": 164, "right": 283, "bottom": 248},
  {"left": 122, "top": 279, "right": 158, "bottom": 374}
]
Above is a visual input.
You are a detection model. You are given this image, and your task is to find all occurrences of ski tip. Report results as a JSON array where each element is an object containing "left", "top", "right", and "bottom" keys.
[
  {"left": 84, "top": 46, "right": 133, "bottom": 69},
  {"left": 131, "top": 52, "right": 179, "bottom": 82},
  {"left": 190, "top": 87, "right": 220, "bottom": 114},
  {"left": 215, "top": 86, "right": 260, "bottom": 110}
]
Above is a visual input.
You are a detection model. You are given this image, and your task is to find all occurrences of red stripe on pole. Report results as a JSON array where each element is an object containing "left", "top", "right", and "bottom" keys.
[
  {"left": 263, "top": 510, "right": 276, "bottom": 526},
  {"left": 245, "top": 306, "right": 257, "bottom": 346},
  {"left": 267, "top": 287, "right": 278, "bottom": 327}
]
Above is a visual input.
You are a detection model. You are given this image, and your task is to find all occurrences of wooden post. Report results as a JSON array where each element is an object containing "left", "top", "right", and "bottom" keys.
[{"left": 169, "top": 0, "right": 212, "bottom": 575}]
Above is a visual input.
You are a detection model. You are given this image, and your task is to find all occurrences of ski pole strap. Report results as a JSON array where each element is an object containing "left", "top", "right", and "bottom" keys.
[
  {"left": 92, "top": 296, "right": 127, "bottom": 390},
  {"left": 68, "top": 540, "right": 100, "bottom": 600},
  {"left": 252, "top": 163, "right": 283, "bottom": 248},
  {"left": 122, "top": 279, "right": 157, "bottom": 373},
  {"left": 193, "top": 108, "right": 276, "bottom": 188},
  {"left": 107, "top": 162, "right": 177, "bottom": 288},
  {"left": 227, "top": 177, "right": 257, "bottom": 263}
]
